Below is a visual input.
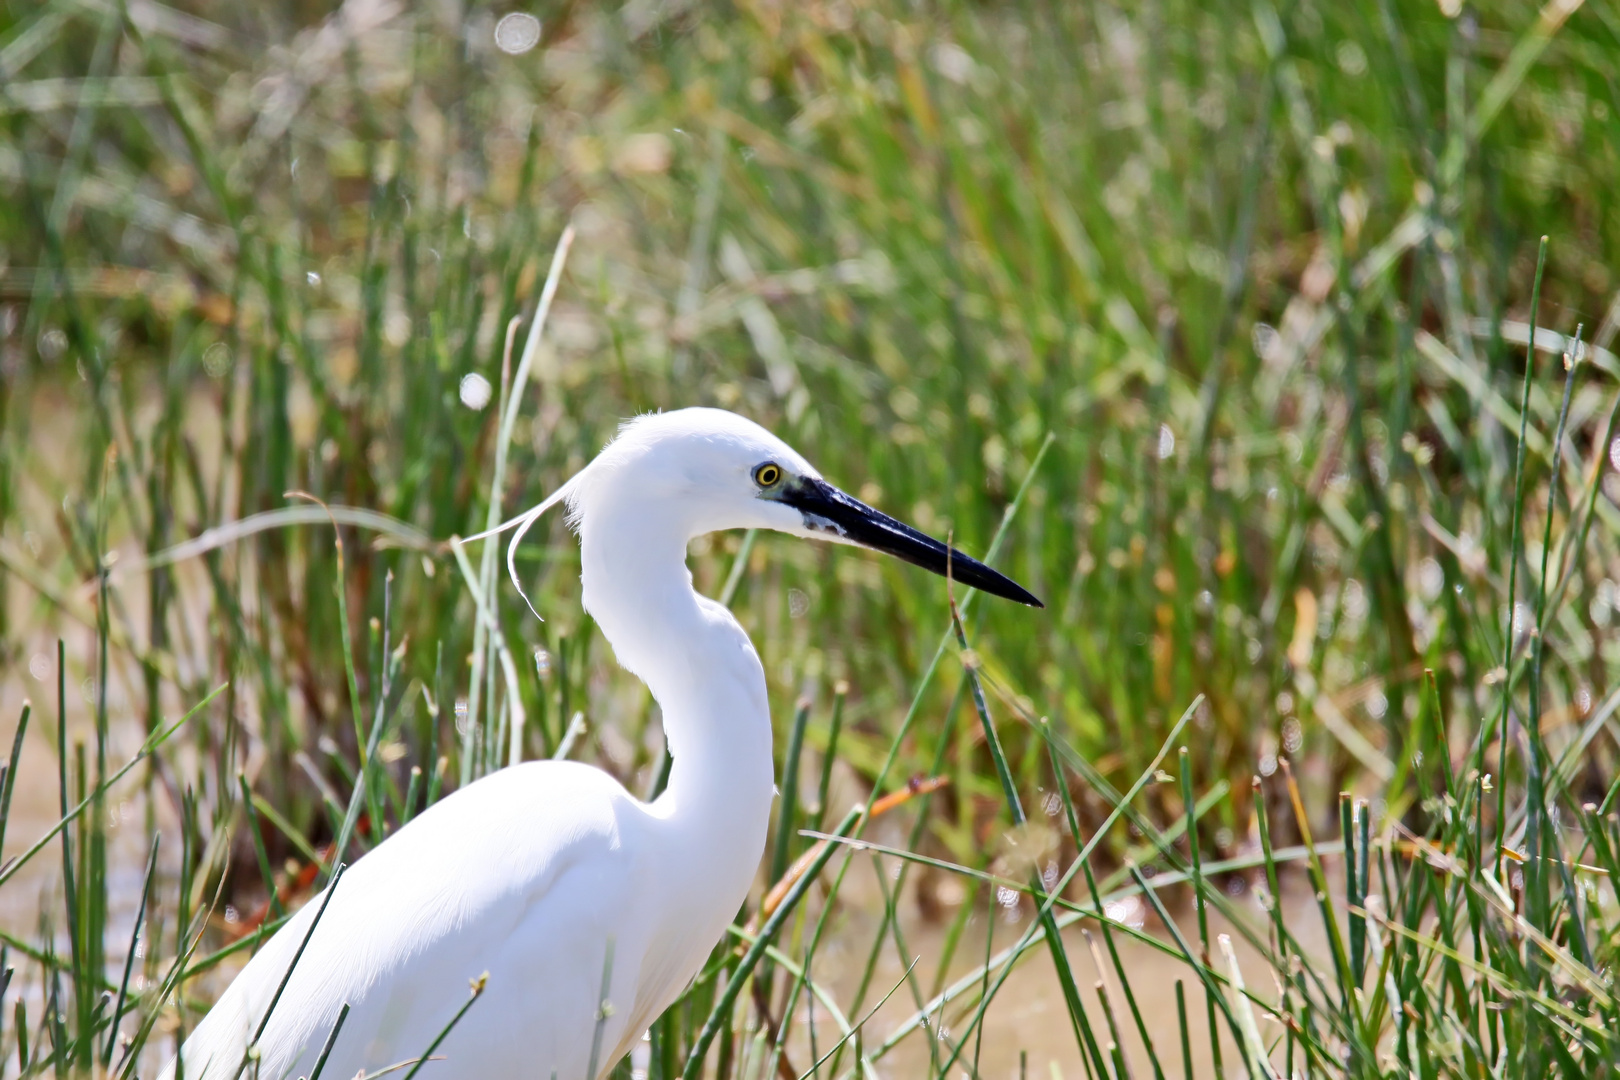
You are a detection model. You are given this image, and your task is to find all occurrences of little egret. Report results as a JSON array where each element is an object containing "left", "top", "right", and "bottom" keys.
[{"left": 164, "top": 407, "right": 1039, "bottom": 1080}]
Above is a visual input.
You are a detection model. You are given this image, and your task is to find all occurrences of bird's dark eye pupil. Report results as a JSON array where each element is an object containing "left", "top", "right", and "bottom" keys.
[{"left": 756, "top": 464, "right": 781, "bottom": 486}]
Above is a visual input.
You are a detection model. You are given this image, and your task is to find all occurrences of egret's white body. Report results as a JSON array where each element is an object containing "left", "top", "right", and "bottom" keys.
[{"left": 164, "top": 408, "right": 1036, "bottom": 1080}]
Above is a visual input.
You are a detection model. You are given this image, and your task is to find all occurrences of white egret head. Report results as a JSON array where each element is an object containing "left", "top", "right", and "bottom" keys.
[
  {"left": 504, "top": 407, "right": 1041, "bottom": 609},
  {"left": 565, "top": 408, "right": 820, "bottom": 538}
]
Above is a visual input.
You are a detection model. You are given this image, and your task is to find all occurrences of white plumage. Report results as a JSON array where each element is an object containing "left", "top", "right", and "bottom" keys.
[{"left": 164, "top": 407, "right": 1038, "bottom": 1080}]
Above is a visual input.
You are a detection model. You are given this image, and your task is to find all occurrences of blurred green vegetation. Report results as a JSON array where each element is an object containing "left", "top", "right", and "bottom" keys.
[
  {"left": 6, "top": 0, "right": 1618, "bottom": 837},
  {"left": 3, "top": 0, "right": 1620, "bottom": 1075}
]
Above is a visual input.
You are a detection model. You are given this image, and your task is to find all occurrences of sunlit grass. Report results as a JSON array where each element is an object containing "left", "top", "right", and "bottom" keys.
[{"left": 2, "top": 0, "right": 1619, "bottom": 1076}]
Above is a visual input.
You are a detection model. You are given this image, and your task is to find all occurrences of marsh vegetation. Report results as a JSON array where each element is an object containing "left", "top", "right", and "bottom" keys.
[{"left": 1, "top": 0, "right": 1619, "bottom": 1076}]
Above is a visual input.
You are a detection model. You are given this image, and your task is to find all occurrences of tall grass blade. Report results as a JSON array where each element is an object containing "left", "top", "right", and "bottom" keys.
[
  {"left": 102, "top": 832, "right": 158, "bottom": 1068},
  {"left": 812, "top": 683, "right": 845, "bottom": 833},
  {"left": 239, "top": 862, "right": 348, "bottom": 1075},
  {"left": 1491, "top": 234, "right": 1550, "bottom": 873},
  {"left": 55, "top": 639, "right": 81, "bottom": 991},
  {"left": 238, "top": 773, "right": 284, "bottom": 922},
  {"left": 771, "top": 698, "right": 812, "bottom": 885},
  {"left": 1128, "top": 863, "right": 1250, "bottom": 1076},
  {"left": 0, "top": 702, "right": 27, "bottom": 859},
  {"left": 1217, "top": 935, "right": 1277, "bottom": 1080},
  {"left": 400, "top": 972, "right": 486, "bottom": 1080},
  {"left": 793, "top": 959, "right": 916, "bottom": 1080},
  {"left": 587, "top": 941, "right": 616, "bottom": 1080},
  {"left": 1175, "top": 981, "right": 1191, "bottom": 1080},
  {"left": 1341, "top": 793, "right": 1364, "bottom": 989},
  {"left": 307, "top": 1002, "right": 351, "bottom": 1080},
  {"left": 680, "top": 807, "right": 862, "bottom": 1080},
  {"left": 949, "top": 597, "right": 1100, "bottom": 1078},
  {"left": 921, "top": 700, "right": 1197, "bottom": 1076},
  {"left": 1176, "top": 749, "right": 1221, "bottom": 1079}
]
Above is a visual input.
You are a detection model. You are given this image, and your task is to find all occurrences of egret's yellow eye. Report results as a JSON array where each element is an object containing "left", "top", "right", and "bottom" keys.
[{"left": 753, "top": 462, "right": 783, "bottom": 488}]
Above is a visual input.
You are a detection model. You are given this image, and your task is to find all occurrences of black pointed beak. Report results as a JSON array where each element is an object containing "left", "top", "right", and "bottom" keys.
[{"left": 778, "top": 477, "right": 1043, "bottom": 608}]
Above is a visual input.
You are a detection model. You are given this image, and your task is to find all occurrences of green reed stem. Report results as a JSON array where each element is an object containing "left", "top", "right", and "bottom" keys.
[
  {"left": 0, "top": 702, "right": 28, "bottom": 858},
  {"left": 308, "top": 1003, "right": 351, "bottom": 1080},
  {"left": 680, "top": 807, "right": 862, "bottom": 1080},
  {"left": 1491, "top": 234, "right": 1548, "bottom": 876},
  {"left": 102, "top": 832, "right": 158, "bottom": 1068},
  {"left": 402, "top": 974, "right": 486, "bottom": 1080}
]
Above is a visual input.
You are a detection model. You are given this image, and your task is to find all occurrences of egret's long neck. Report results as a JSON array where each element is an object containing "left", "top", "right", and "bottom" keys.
[{"left": 576, "top": 507, "right": 775, "bottom": 829}]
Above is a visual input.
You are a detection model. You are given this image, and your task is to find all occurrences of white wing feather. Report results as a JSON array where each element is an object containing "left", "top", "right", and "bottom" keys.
[{"left": 163, "top": 762, "right": 655, "bottom": 1080}]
